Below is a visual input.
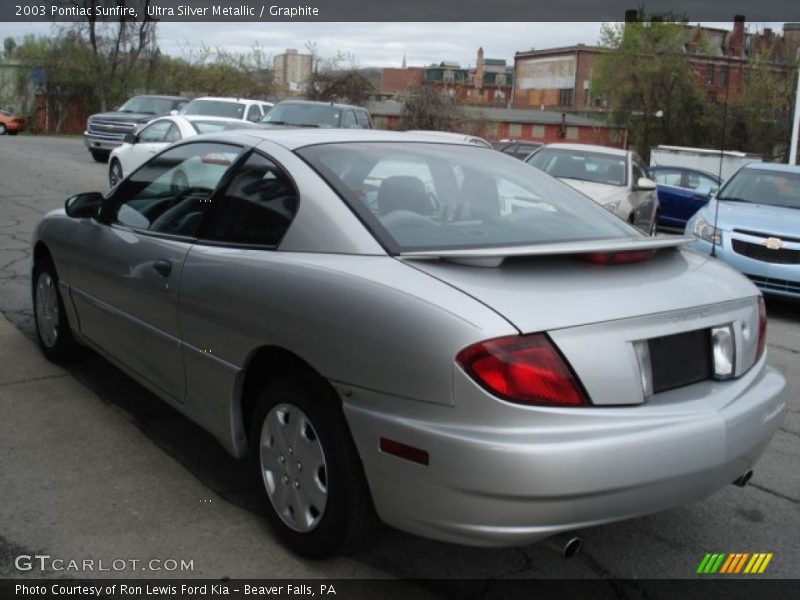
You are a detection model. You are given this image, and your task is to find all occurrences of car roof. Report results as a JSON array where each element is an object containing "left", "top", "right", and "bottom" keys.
[
  {"left": 542, "top": 143, "right": 629, "bottom": 158},
  {"left": 740, "top": 162, "right": 800, "bottom": 174},
  {"left": 186, "top": 128, "right": 481, "bottom": 151},
  {"left": 132, "top": 94, "right": 187, "bottom": 100},
  {"left": 650, "top": 165, "right": 720, "bottom": 178},
  {"left": 187, "top": 96, "right": 263, "bottom": 103},
  {"left": 274, "top": 99, "right": 367, "bottom": 111}
]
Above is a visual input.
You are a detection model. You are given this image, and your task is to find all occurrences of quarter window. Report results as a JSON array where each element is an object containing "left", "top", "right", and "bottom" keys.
[
  {"left": 199, "top": 152, "right": 299, "bottom": 246},
  {"left": 111, "top": 142, "right": 243, "bottom": 237}
]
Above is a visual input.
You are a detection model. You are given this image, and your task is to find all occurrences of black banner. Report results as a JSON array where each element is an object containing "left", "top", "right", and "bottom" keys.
[
  {"left": 3, "top": 579, "right": 800, "bottom": 600},
  {"left": 1, "top": 0, "right": 800, "bottom": 22}
]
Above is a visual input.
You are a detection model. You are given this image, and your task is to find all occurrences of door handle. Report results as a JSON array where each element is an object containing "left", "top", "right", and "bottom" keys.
[{"left": 153, "top": 259, "right": 172, "bottom": 277}]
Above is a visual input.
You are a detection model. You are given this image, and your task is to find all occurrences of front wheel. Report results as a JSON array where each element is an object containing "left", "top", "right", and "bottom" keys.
[
  {"left": 250, "top": 374, "right": 379, "bottom": 558},
  {"left": 33, "top": 257, "right": 78, "bottom": 363},
  {"left": 108, "top": 159, "right": 123, "bottom": 187}
]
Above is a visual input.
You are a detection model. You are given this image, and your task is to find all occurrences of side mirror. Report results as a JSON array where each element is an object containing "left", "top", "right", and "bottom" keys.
[
  {"left": 123, "top": 132, "right": 138, "bottom": 145},
  {"left": 635, "top": 177, "right": 657, "bottom": 191},
  {"left": 65, "top": 192, "right": 104, "bottom": 219},
  {"left": 170, "top": 109, "right": 179, "bottom": 116}
]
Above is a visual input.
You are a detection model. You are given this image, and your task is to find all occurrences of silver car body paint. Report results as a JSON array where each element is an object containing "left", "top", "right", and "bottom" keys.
[{"left": 32, "top": 129, "right": 786, "bottom": 547}]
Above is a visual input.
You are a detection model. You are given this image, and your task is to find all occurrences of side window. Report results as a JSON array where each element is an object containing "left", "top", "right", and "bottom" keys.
[
  {"left": 355, "top": 110, "right": 371, "bottom": 128},
  {"left": 112, "top": 142, "right": 243, "bottom": 237},
  {"left": 246, "top": 105, "right": 262, "bottom": 122},
  {"left": 687, "top": 173, "right": 718, "bottom": 195},
  {"left": 343, "top": 110, "right": 358, "bottom": 128},
  {"left": 138, "top": 120, "right": 172, "bottom": 143},
  {"left": 653, "top": 169, "right": 682, "bottom": 186},
  {"left": 164, "top": 123, "right": 181, "bottom": 143},
  {"left": 200, "top": 152, "right": 299, "bottom": 246}
]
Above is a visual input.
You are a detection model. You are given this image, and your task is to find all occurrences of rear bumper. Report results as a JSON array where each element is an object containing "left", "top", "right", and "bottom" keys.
[{"left": 342, "top": 361, "right": 786, "bottom": 547}]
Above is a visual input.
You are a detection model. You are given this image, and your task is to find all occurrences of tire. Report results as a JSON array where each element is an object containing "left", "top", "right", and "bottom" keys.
[
  {"left": 33, "top": 256, "right": 78, "bottom": 363},
  {"left": 90, "top": 149, "right": 110, "bottom": 163},
  {"left": 250, "top": 373, "right": 380, "bottom": 558},
  {"left": 108, "top": 159, "right": 123, "bottom": 187}
]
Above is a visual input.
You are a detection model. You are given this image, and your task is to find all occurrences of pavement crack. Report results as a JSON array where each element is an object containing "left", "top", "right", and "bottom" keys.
[
  {"left": 779, "top": 428, "right": 800, "bottom": 439},
  {"left": 749, "top": 482, "right": 799, "bottom": 505},
  {"left": 0, "top": 373, "right": 69, "bottom": 389}
]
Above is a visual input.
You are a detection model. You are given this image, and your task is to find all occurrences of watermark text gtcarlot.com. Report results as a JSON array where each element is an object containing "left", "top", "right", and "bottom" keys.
[{"left": 14, "top": 554, "right": 194, "bottom": 573}]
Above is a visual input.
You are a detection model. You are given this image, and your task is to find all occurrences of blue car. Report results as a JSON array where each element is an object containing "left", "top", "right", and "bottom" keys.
[
  {"left": 685, "top": 163, "right": 800, "bottom": 299},
  {"left": 650, "top": 166, "right": 721, "bottom": 231}
]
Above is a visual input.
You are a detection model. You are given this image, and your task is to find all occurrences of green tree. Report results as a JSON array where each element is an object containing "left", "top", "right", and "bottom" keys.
[
  {"left": 592, "top": 15, "right": 713, "bottom": 160},
  {"left": 3, "top": 37, "right": 16, "bottom": 59}
]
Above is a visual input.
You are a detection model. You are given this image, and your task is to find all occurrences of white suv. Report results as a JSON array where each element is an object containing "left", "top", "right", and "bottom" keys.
[{"left": 179, "top": 96, "right": 273, "bottom": 122}]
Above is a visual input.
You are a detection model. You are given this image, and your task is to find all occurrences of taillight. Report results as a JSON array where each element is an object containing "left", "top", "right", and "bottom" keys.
[
  {"left": 456, "top": 334, "right": 589, "bottom": 407},
  {"left": 755, "top": 295, "right": 767, "bottom": 363}
]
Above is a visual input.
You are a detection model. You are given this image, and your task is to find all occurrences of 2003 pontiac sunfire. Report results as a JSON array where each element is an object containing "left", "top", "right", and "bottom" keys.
[{"left": 31, "top": 129, "right": 786, "bottom": 557}]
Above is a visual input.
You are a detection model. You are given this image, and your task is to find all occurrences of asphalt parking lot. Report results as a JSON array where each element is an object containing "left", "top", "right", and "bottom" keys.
[{"left": 0, "top": 136, "right": 798, "bottom": 591}]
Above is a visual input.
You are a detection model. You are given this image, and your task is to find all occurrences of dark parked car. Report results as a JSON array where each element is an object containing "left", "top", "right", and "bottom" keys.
[
  {"left": 84, "top": 95, "right": 188, "bottom": 163},
  {"left": 493, "top": 139, "right": 543, "bottom": 160},
  {"left": 649, "top": 165, "right": 721, "bottom": 231},
  {"left": 261, "top": 100, "right": 372, "bottom": 129}
]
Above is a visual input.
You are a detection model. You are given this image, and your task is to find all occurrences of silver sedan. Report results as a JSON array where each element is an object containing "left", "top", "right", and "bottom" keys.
[{"left": 31, "top": 129, "right": 786, "bottom": 558}]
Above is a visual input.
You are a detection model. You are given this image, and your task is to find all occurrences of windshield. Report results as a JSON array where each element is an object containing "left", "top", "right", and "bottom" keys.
[
  {"left": 298, "top": 142, "right": 638, "bottom": 252},
  {"left": 263, "top": 103, "right": 340, "bottom": 128},
  {"left": 118, "top": 96, "right": 178, "bottom": 115},
  {"left": 717, "top": 168, "right": 800, "bottom": 209},
  {"left": 181, "top": 100, "right": 246, "bottom": 119},
  {"left": 527, "top": 147, "right": 628, "bottom": 187}
]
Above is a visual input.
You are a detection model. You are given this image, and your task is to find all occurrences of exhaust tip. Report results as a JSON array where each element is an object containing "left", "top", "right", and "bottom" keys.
[
  {"left": 562, "top": 536, "right": 583, "bottom": 559},
  {"left": 733, "top": 470, "right": 754, "bottom": 487}
]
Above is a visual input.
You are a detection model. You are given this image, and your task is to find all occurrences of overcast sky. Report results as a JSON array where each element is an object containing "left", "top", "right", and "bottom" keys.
[
  {"left": 0, "top": 21, "right": 780, "bottom": 68},
  {"left": 2, "top": 22, "right": 606, "bottom": 67}
]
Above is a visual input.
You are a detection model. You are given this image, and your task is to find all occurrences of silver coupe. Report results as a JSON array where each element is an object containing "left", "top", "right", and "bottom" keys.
[{"left": 31, "top": 129, "right": 786, "bottom": 558}]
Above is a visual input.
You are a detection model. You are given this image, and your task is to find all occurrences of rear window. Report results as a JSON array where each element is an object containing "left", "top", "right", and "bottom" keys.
[
  {"left": 528, "top": 147, "right": 628, "bottom": 187},
  {"left": 263, "top": 103, "right": 341, "bottom": 128},
  {"left": 181, "top": 100, "right": 246, "bottom": 120},
  {"left": 297, "top": 142, "right": 638, "bottom": 252},
  {"left": 189, "top": 120, "right": 262, "bottom": 134}
]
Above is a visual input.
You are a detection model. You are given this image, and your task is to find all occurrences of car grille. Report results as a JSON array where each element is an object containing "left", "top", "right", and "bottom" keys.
[
  {"left": 87, "top": 118, "right": 136, "bottom": 142},
  {"left": 732, "top": 239, "right": 800, "bottom": 264},
  {"left": 734, "top": 229, "right": 800, "bottom": 244},
  {"left": 745, "top": 275, "right": 800, "bottom": 296},
  {"left": 649, "top": 329, "right": 712, "bottom": 394}
]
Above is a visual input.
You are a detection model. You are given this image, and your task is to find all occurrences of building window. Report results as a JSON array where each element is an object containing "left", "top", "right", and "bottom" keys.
[
  {"left": 719, "top": 65, "right": 728, "bottom": 87},
  {"left": 532, "top": 125, "right": 545, "bottom": 138},
  {"left": 566, "top": 126, "right": 579, "bottom": 140},
  {"left": 558, "top": 88, "right": 574, "bottom": 107},
  {"left": 509, "top": 123, "right": 522, "bottom": 137},
  {"left": 444, "top": 70, "right": 455, "bottom": 83},
  {"left": 494, "top": 73, "right": 506, "bottom": 86},
  {"left": 705, "top": 64, "right": 715, "bottom": 85}
]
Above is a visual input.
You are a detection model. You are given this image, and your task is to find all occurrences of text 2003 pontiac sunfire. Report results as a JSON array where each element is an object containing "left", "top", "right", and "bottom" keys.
[{"left": 31, "top": 129, "right": 786, "bottom": 557}]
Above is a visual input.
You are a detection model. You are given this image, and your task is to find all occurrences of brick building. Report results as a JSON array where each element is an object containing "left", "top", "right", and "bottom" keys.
[
  {"left": 513, "top": 18, "right": 800, "bottom": 111},
  {"left": 367, "top": 99, "right": 623, "bottom": 147}
]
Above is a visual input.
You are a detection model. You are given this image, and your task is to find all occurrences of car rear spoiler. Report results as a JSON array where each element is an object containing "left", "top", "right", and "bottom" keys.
[{"left": 398, "top": 235, "right": 695, "bottom": 267}]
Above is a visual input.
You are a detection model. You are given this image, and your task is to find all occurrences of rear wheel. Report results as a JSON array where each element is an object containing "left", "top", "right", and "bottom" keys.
[
  {"left": 250, "top": 374, "right": 379, "bottom": 558},
  {"left": 33, "top": 256, "right": 78, "bottom": 363},
  {"left": 90, "top": 149, "right": 109, "bottom": 163},
  {"left": 108, "top": 159, "right": 123, "bottom": 187}
]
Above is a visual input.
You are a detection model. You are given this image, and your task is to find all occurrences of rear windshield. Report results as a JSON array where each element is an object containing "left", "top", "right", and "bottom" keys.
[
  {"left": 527, "top": 147, "right": 628, "bottom": 187},
  {"left": 189, "top": 120, "right": 262, "bottom": 134},
  {"left": 717, "top": 168, "right": 800, "bottom": 209},
  {"left": 297, "top": 142, "right": 638, "bottom": 252},
  {"left": 263, "top": 103, "right": 340, "bottom": 128},
  {"left": 181, "top": 100, "right": 246, "bottom": 119}
]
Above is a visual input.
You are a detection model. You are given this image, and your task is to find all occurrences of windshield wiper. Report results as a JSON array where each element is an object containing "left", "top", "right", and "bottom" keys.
[{"left": 716, "top": 196, "right": 751, "bottom": 203}]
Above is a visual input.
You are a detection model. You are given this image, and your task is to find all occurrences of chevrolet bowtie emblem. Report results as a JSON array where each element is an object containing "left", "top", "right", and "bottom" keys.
[{"left": 762, "top": 237, "right": 784, "bottom": 250}]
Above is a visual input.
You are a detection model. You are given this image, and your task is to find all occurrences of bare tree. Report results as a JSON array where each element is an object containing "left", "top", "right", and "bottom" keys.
[
  {"left": 65, "top": 0, "right": 157, "bottom": 110},
  {"left": 401, "top": 86, "right": 463, "bottom": 131}
]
